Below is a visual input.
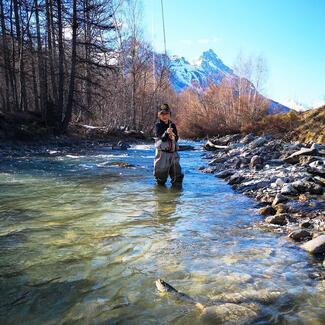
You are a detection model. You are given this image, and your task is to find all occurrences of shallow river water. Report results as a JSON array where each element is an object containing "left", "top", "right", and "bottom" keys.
[{"left": 0, "top": 142, "right": 324, "bottom": 324}]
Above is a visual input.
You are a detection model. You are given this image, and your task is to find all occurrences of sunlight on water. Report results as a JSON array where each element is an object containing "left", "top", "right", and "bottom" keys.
[{"left": 0, "top": 142, "right": 324, "bottom": 324}]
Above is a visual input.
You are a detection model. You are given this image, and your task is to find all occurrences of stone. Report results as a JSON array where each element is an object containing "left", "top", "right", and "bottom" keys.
[
  {"left": 307, "top": 166, "right": 325, "bottom": 177},
  {"left": 309, "top": 183, "right": 323, "bottom": 195},
  {"left": 298, "top": 194, "right": 309, "bottom": 202},
  {"left": 281, "top": 184, "right": 298, "bottom": 195},
  {"left": 210, "top": 134, "right": 241, "bottom": 146},
  {"left": 288, "top": 229, "right": 312, "bottom": 242},
  {"left": 299, "top": 220, "right": 313, "bottom": 228},
  {"left": 301, "top": 235, "right": 325, "bottom": 255},
  {"left": 112, "top": 141, "right": 130, "bottom": 150},
  {"left": 285, "top": 146, "right": 319, "bottom": 163},
  {"left": 228, "top": 174, "right": 244, "bottom": 185},
  {"left": 258, "top": 194, "right": 275, "bottom": 204},
  {"left": 249, "top": 155, "right": 263, "bottom": 169},
  {"left": 259, "top": 205, "right": 276, "bottom": 216},
  {"left": 291, "top": 180, "right": 308, "bottom": 193},
  {"left": 178, "top": 145, "right": 195, "bottom": 151},
  {"left": 209, "top": 157, "right": 226, "bottom": 165},
  {"left": 274, "top": 203, "right": 287, "bottom": 214},
  {"left": 201, "top": 168, "right": 215, "bottom": 174},
  {"left": 248, "top": 136, "right": 268, "bottom": 149},
  {"left": 275, "top": 178, "right": 286, "bottom": 187},
  {"left": 265, "top": 213, "right": 288, "bottom": 226},
  {"left": 202, "top": 303, "right": 258, "bottom": 324},
  {"left": 216, "top": 169, "right": 235, "bottom": 179},
  {"left": 240, "top": 133, "right": 256, "bottom": 144},
  {"left": 272, "top": 193, "right": 288, "bottom": 206}
]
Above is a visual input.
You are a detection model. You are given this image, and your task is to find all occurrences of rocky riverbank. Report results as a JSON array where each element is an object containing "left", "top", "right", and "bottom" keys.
[{"left": 201, "top": 134, "right": 325, "bottom": 259}]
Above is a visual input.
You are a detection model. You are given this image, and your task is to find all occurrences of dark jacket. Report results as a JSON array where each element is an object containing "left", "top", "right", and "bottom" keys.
[{"left": 155, "top": 120, "right": 179, "bottom": 142}]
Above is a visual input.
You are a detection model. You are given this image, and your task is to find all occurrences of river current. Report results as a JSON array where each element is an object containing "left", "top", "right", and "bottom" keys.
[{"left": 0, "top": 142, "right": 324, "bottom": 324}]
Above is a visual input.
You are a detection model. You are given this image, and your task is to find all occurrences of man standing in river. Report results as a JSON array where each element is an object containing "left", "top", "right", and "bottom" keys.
[{"left": 154, "top": 104, "right": 184, "bottom": 186}]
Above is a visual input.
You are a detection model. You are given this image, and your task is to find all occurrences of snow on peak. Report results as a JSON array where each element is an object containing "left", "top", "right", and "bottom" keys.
[
  {"left": 169, "top": 49, "right": 233, "bottom": 92},
  {"left": 281, "top": 99, "right": 309, "bottom": 111}
]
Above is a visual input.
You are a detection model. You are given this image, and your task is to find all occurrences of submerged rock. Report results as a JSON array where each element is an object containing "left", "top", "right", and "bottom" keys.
[
  {"left": 178, "top": 145, "right": 195, "bottom": 151},
  {"left": 112, "top": 141, "right": 131, "bottom": 150},
  {"left": 213, "top": 289, "right": 281, "bottom": 304},
  {"left": 202, "top": 303, "right": 259, "bottom": 324}
]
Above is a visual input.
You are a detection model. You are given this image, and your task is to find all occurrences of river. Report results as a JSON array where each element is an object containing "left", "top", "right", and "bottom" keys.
[{"left": 0, "top": 141, "right": 324, "bottom": 324}]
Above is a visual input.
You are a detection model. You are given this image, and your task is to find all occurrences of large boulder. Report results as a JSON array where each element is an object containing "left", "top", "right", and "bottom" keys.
[{"left": 301, "top": 235, "right": 325, "bottom": 255}]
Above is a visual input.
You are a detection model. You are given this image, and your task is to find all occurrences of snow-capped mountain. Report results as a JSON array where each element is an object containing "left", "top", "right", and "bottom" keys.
[
  {"left": 168, "top": 49, "right": 290, "bottom": 113},
  {"left": 169, "top": 49, "right": 233, "bottom": 92}
]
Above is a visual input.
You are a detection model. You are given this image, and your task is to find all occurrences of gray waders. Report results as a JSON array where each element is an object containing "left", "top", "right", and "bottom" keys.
[{"left": 154, "top": 148, "right": 184, "bottom": 186}]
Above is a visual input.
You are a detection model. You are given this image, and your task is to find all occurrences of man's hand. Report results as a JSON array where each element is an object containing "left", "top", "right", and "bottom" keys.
[
  {"left": 167, "top": 127, "right": 175, "bottom": 140},
  {"left": 167, "top": 127, "right": 173, "bottom": 135}
]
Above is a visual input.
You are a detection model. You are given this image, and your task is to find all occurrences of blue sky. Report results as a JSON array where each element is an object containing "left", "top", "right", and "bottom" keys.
[{"left": 143, "top": 0, "right": 325, "bottom": 108}]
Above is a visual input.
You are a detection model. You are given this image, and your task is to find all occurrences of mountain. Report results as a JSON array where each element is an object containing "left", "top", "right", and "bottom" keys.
[
  {"left": 169, "top": 49, "right": 233, "bottom": 92},
  {"left": 168, "top": 49, "right": 290, "bottom": 114}
]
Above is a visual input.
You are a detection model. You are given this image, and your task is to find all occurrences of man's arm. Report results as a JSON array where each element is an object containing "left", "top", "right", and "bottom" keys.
[{"left": 155, "top": 123, "right": 169, "bottom": 142}]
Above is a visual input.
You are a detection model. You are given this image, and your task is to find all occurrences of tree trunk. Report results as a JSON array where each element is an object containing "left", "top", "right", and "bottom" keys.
[
  {"left": 13, "top": 0, "right": 27, "bottom": 111},
  {"left": 34, "top": 0, "right": 46, "bottom": 117},
  {"left": 9, "top": 0, "right": 19, "bottom": 109},
  {"left": 45, "top": 0, "right": 57, "bottom": 104},
  {"left": 0, "top": 0, "right": 10, "bottom": 110},
  {"left": 62, "top": 0, "right": 77, "bottom": 130},
  {"left": 57, "top": 0, "right": 64, "bottom": 126}
]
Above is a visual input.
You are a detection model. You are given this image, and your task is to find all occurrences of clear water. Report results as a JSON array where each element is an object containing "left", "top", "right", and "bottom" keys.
[{"left": 0, "top": 142, "right": 324, "bottom": 324}]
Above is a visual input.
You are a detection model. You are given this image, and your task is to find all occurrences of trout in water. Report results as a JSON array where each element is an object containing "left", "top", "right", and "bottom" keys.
[{"left": 155, "top": 279, "right": 205, "bottom": 311}]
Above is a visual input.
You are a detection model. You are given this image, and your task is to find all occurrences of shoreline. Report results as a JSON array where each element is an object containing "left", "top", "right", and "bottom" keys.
[{"left": 201, "top": 133, "right": 325, "bottom": 265}]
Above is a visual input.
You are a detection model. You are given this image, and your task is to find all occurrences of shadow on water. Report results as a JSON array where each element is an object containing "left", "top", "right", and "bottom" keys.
[{"left": 152, "top": 184, "right": 183, "bottom": 226}]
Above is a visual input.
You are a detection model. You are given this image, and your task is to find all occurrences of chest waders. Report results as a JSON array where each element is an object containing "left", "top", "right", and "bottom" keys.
[{"left": 153, "top": 122, "right": 184, "bottom": 186}]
